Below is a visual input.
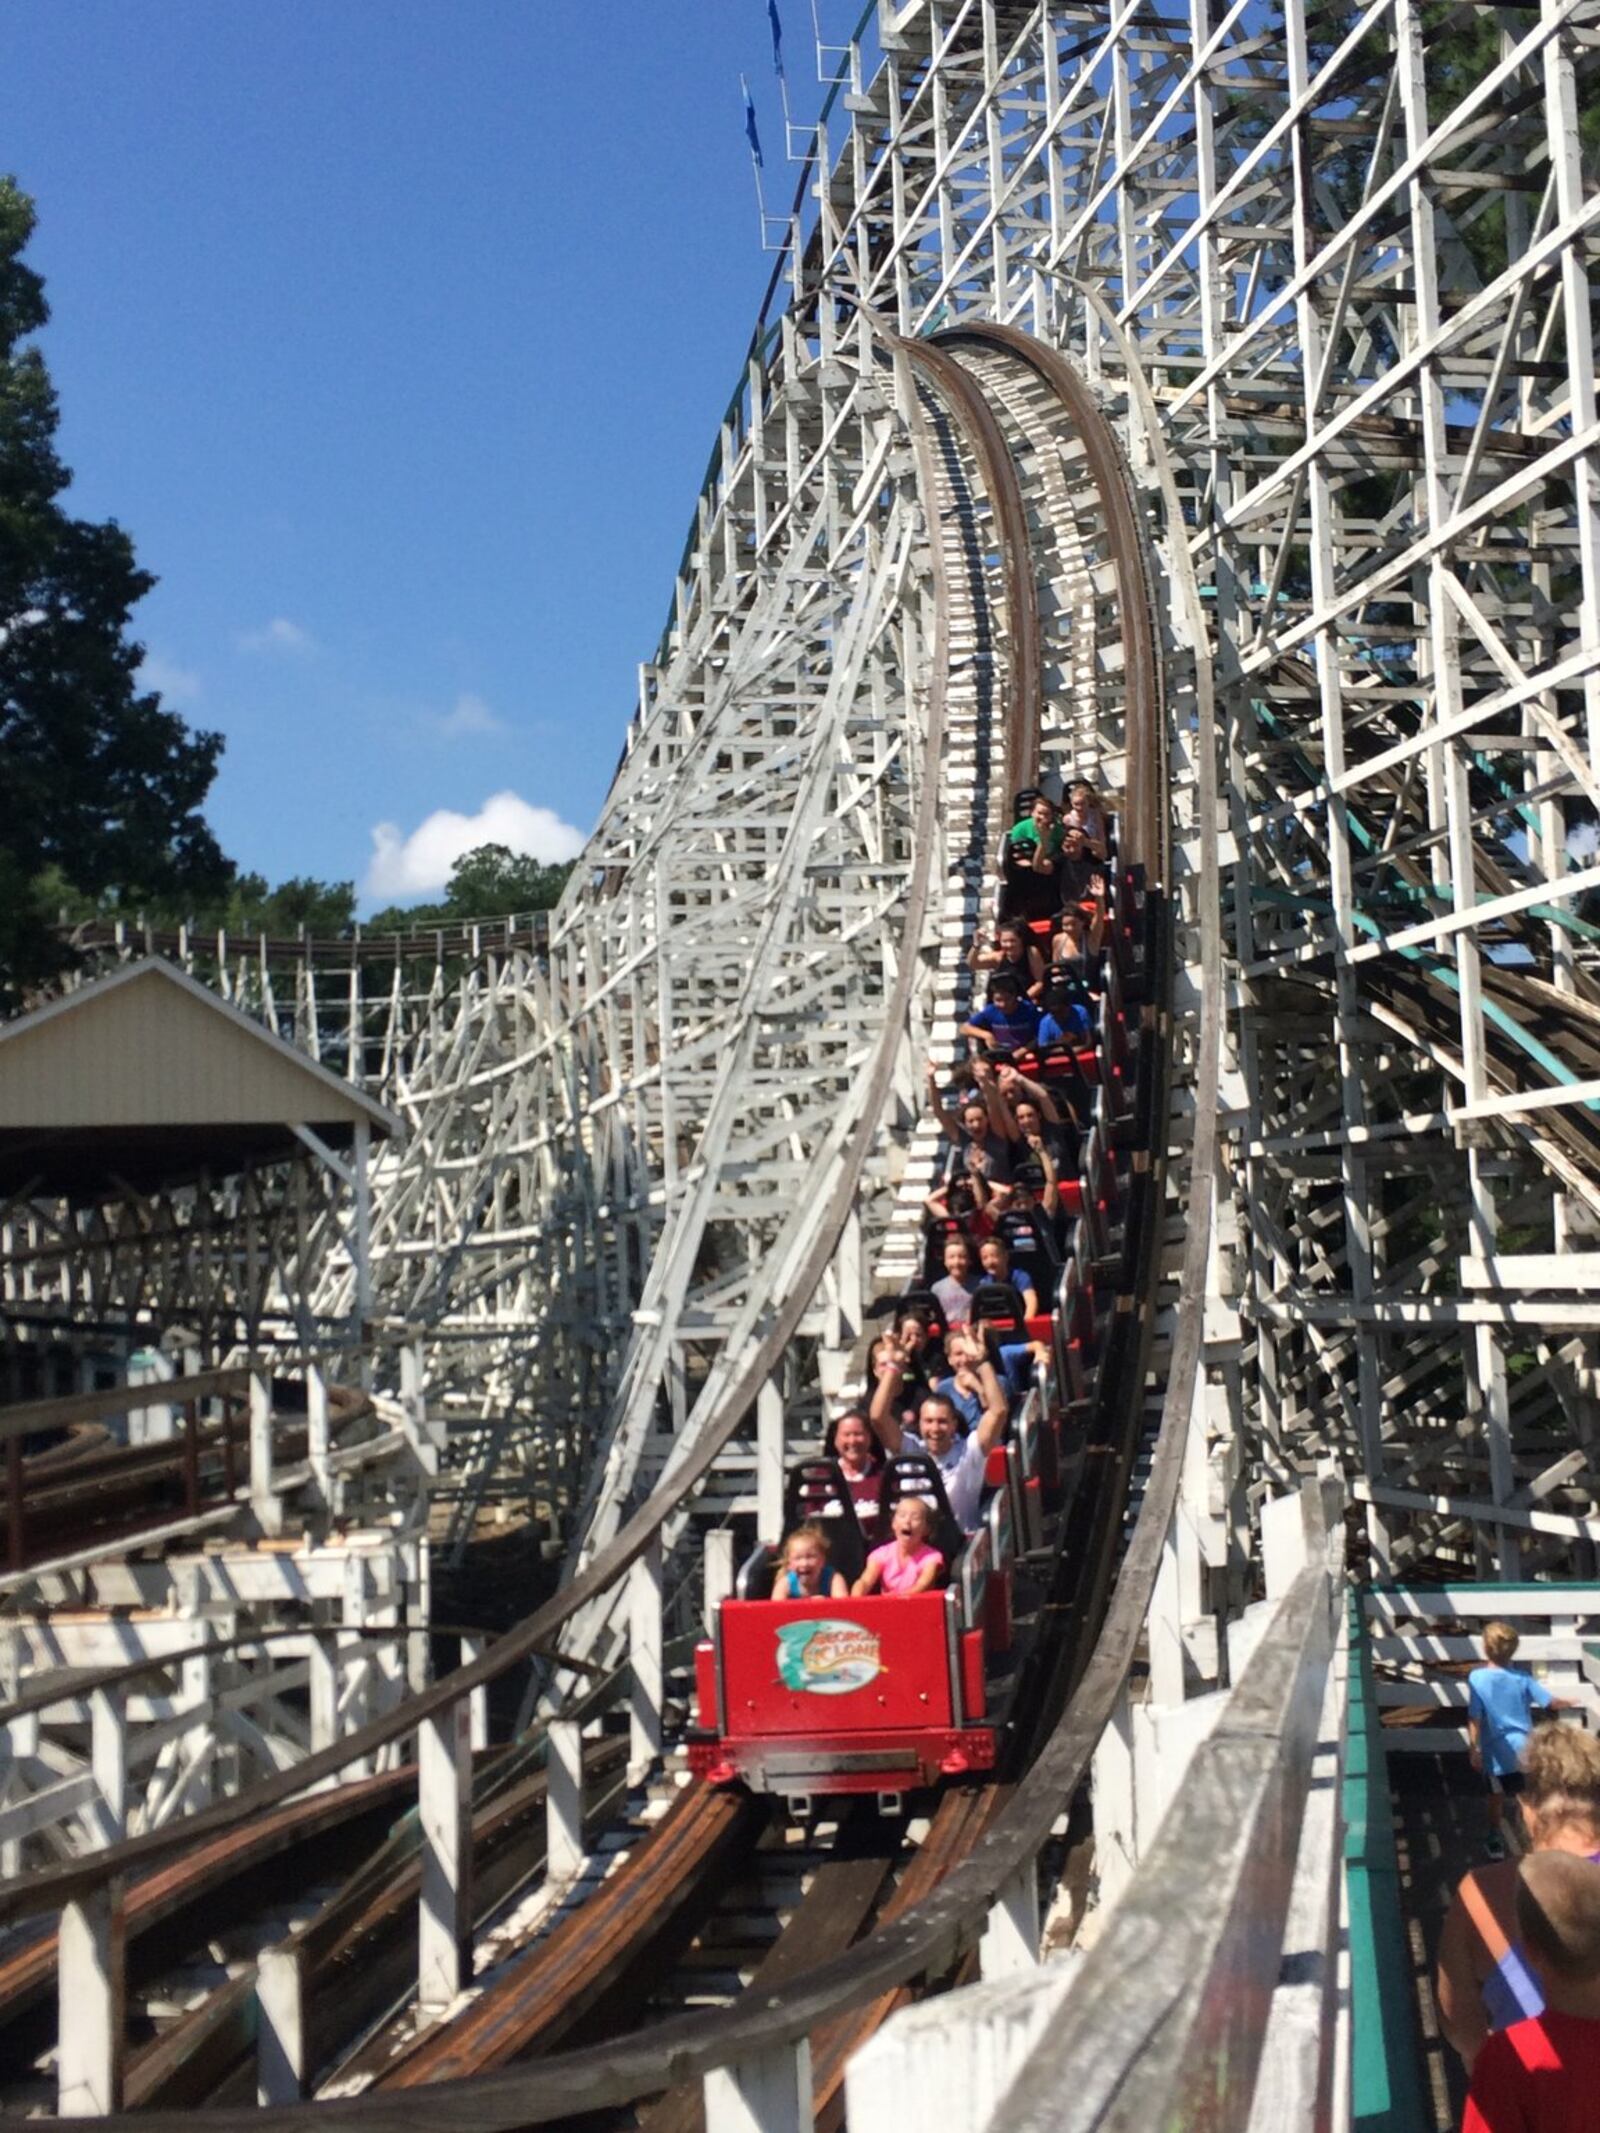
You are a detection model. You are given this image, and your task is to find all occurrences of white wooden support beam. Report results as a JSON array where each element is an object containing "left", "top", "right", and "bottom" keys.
[
  {"left": 399, "top": 1338, "right": 439, "bottom": 1471},
  {"left": 248, "top": 1366, "right": 281, "bottom": 1538},
  {"left": 704, "top": 2041, "right": 812, "bottom": 2133},
  {"left": 461, "top": 1635, "right": 489, "bottom": 1751},
  {"left": 305, "top": 1361, "right": 330, "bottom": 1509},
  {"left": 309, "top": 1629, "right": 338, "bottom": 1753},
  {"left": 1261, "top": 1487, "right": 1311, "bottom": 1602},
  {"left": 256, "top": 1941, "right": 305, "bottom": 2104},
  {"left": 181, "top": 1642, "right": 214, "bottom": 1810},
  {"left": 90, "top": 1685, "right": 126, "bottom": 1846},
  {"left": 1147, "top": 1525, "right": 1186, "bottom": 1711},
  {"left": 546, "top": 1718, "right": 584, "bottom": 1882},
  {"left": 417, "top": 1696, "right": 473, "bottom": 2013},
  {"left": 1091, "top": 1682, "right": 1138, "bottom": 1912},
  {"left": 980, "top": 1859, "right": 1042, "bottom": 1978},
  {"left": 352, "top": 1120, "right": 373, "bottom": 1340},
  {"left": 1, "top": 1703, "right": 37, "bottom": 1878},
  {"left": 57, "top": 1883, "right": 123, "bottom": 2115},
  {"left": 757, "top": 1377, "right": 786, "bottom": 1543},
  {"left": 705, "top": 1529, "right": 736, "bottom": 1630},
  {"left": 630, "top": 1531, "right": 664, "bottom": 1779}
]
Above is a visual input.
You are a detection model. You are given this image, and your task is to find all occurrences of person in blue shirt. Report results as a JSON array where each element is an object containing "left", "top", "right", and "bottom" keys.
[
  {"left": 960, "top": 970, "right": 1044, "bottom": 1055},
  {"left": 1469, "top": 1620, "right": 1579, "bottom": 1858},
  {"left": 1038, "top": 971, "right": 1094, "bottom": 1046}
]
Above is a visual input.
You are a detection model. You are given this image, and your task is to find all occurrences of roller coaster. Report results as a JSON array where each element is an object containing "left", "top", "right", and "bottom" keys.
[{"left": 4, "top": 0, "right": 1600, "bottom": 2123}]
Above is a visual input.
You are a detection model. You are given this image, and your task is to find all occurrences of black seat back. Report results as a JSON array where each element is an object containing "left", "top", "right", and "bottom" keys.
[
  {"left": 995, "top": 1208, "right": 1059, "bottom": 1302},
  {"left": 782, "top": 1459, "right": 868, "bottom": 1584},
  {"left": 896, "top": 1288, "right": 949, "bottom": 1341},
  {"left": 1000, "top": 843, "right": 1063, "bottom": 927},
  {"left": 736, "top": 1541, "right": 778, "bottom": 1600},
  {"left": 923, "top": 1214, "right": 973, "bottom": 1284},
  {"left": 970, "top": 1279, "right": 1028, "bottom": 1340}
]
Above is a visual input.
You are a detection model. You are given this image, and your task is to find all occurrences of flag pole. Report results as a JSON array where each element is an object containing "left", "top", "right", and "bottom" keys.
[
  {"left": 740, "top": 73, "right": 771, "bottom": 241},
  {"left": 768, "top": 0, "right": 800, "bottom": 155}
]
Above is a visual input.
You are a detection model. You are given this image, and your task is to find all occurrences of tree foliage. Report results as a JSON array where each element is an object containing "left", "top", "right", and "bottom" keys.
[
  {"left": 366, "top": 844, "right": 575, "bottom": 932},
  {"left": 0, "top": 176, "right": 231, "bottom": 1003}
]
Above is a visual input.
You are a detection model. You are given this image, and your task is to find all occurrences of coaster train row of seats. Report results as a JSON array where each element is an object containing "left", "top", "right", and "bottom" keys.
[{"left": 688, "top": 779, "right": 1161, "bottom": 1804}]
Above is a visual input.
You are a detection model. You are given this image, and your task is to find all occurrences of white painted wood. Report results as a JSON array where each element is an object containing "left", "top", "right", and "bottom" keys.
[
  {"left": 248, "top": 1367, "right": 280, "bottom": 1538},
  {"left": 57, "top": 1886, "right": 122, "bottom": 2115},
  {"left": 1090, "top": 1683, "right": 1138, "bottom": 1909},
  {"left": 90, "top": 1685, "right": 126, "bottom": 1845},
  {"left": 546, "top": 1718, "right": 584, "bottom": 1882},
  {"left": 0, "top": 1771, "right": 99, "bottom": 1846},
  {"left": 1261, "top": 1487, "right": 1310, "bottom": 1602},
  {"left": 309, "top": 1629, "right": 338, "bottom": 1753},
  {"left": 1354, "top": 1479, "right": 1600, "bottom": 1542},
  {"left": 1365, "top": 1586, "right": 1600, "bottom": 1621},
  {"left": 704, "top": 1529, "right": 736, "bottom": 1630},
  {"left": 704, "top": 2041, "right": 812, "bottom": 2133},
  {"left": 630, "top": 1531, "right": 664, "bottom": 1779},
  {"left": 757, "top": 1377, "right": 786, "bottom": 1543},
  {"left": 848, "top": 1964, "right": 1080, "bottom": 2133},
  {"left": 417, "top": 1697, "right": 473, "bottom": 2011},
  {"left": 1462, "top": 1253, "right": 1600, "bottom": 1289},
  {"left": 461, "top": 1634, "right": 489, "bottom": 1751},
  {"left": 256, "top": 1941, "right": 304, "bottom": 2104},
  {"left": 306, "top": 1361, "right": 330, "bottom": 1506},
  {"left": 980, "top": 1860, "right": 1041, "bottom": 1978}
]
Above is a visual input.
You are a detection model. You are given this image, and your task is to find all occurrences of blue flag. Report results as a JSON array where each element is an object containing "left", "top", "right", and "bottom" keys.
[
  {"left": 744, "top": 82, "right": 764, "bottom": 168},
  {"left": 768, "top": 0, "right": 784, "bottom": 75}
]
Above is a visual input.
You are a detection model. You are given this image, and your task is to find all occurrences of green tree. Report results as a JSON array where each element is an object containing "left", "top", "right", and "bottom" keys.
[
  {"left": 367, "top": 843, "right": 576, "bottom": 932},
  {"left": 221, "top": 873, "right": 358, "bottom": 936},
  {"left": 0, "top": 176, "right": 231, "bottom": 1004}
]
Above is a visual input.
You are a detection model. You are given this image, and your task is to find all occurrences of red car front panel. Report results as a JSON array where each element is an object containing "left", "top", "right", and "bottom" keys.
[{"left": 691, "top": 1594, "right": 994, "bottom": 1794}]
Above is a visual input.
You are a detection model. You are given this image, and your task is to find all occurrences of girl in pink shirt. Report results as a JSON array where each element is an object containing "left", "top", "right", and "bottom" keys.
[{"left": 853, "top": 1497, "right": 944, "bottom": 1597}]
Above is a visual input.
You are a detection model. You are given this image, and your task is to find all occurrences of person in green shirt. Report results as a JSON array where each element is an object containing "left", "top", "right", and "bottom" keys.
[{"left": 1007, "top": 792, "right": 1064, "bottom": 864}]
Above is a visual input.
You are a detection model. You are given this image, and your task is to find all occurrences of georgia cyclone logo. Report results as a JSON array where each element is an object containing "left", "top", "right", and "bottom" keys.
[{"left": 775, "top": 1619, "right": 882, "bottom": 1695}]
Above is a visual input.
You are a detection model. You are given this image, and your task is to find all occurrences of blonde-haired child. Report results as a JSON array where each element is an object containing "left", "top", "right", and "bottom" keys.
[
  {"left": 852, "top": 1496, "right": 944, "bottom": 1597},
  {"left": 778, "top": 1524, "right": 847, "bottom": 1600},
  {"left": 1469, "top": 1620, "right": 1577, "bottom": 1859}
]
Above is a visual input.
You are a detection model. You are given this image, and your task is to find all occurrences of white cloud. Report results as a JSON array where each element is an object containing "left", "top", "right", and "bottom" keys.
[
  {"left": 140, "top": 651, "right": 202, "bottom": 704},
  {"left": 433, "top": 692, "right": 505, "bottom": 738},
  {"left": 1569, "top": 821, "right": 1599, "bottom": 863},
  {"left": 238, "top": 617, "right": 316, "bottom": 656},
  {"left": 364, "top": 790, "right": 586, "bottom": 900}
]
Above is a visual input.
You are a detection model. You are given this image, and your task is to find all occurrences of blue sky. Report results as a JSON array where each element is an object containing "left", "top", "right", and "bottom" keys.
[{"left": 5, "top": 2, "right": 862, "bottom": 908}]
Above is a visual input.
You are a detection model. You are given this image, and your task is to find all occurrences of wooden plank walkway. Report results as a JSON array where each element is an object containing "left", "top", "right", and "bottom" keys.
[{"left": 1390, "top": 1751, "right": 1500, "bottom": 2131}]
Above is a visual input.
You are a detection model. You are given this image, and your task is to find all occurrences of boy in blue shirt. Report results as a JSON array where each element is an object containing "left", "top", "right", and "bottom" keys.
[
  {"left": 1469, "top": 1620, "right": 1576, "bottom": 1858},
  {"left": 961, "top": 970, "right": 1043, "bottom": 1055}
]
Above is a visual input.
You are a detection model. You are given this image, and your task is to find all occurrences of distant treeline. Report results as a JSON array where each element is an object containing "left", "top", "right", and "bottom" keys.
[{"left": 51, "top": 842, "right": 577, "bottom": 941}]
